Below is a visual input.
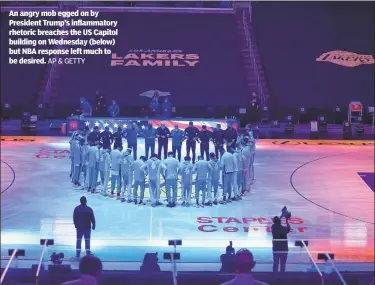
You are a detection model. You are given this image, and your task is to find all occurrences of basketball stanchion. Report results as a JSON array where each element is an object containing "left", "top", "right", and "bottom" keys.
[
  {"left": 325, "top": 253, "right": 347, "bottom": 285},
  {"left": 163, "top": 252, "right": 180, "bottom": 285},
  {"left": 36, "top": 239, "right": 54, "bottom": 285},
  {"left": 297, "top": 240, "right": 324, "bottom": 285},
  {"left": 164, "top": 240, "right": 182, "bottom": 285},
  {"left": 1, "top": 249, "right": 25, "bottom": 284}
]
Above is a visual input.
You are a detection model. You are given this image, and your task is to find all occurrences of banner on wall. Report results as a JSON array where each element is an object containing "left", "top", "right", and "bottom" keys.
[
  {"left": 316, "top": 50, "right": 375, "bottom": 67},
  {"left": 111, "top": 49, "right": 200, "bottom": 67}
]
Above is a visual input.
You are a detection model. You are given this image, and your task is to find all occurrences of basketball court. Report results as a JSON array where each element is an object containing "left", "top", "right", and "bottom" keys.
[{"left": 1, "top": 136, "right": 374, "bottom": 271}]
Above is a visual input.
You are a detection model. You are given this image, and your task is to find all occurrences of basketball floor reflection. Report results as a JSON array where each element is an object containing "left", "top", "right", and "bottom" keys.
[{"left": 1, "top": 137, "right": 374, "bottom": 270}]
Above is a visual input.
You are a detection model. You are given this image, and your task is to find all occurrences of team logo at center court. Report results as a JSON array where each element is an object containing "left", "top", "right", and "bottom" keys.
[{"left": 316, "top": 50, "right": 374, "bottom": 67}]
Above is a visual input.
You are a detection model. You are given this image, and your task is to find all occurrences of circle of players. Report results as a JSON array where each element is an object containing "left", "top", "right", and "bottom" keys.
[{"left": 69, "top": 121, "right": 256, "bottom": 208}]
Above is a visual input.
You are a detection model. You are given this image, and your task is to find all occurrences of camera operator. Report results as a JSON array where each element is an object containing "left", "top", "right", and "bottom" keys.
[
  {"left": 271, "top": 213, "right": 291, "bottom": 273},
  {"left": 140, "top": 253, "right": 160, "bottom": 273},
  {"left": 220, "top": 241, "right": 236, "bottom": 273}
]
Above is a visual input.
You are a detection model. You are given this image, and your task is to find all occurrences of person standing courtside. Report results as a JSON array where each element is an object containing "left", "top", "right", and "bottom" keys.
[
  {"left": 224, "top": 122, "right": 238, "bottom": 151},
  {"left": 241, "top": 137, "right": 252, "bottom": 193},
  {"left": 141, "top": 154, "right": 166, "bottom": 207},
  {"left": 193, "top": 156, "right": 212, "bottom": 207},
  {"left": 179, "top": 156, "right": 194, "bottom": 207},
  {"left": 132, "top": 156, "right": 147, "bottom": 205},
  {"left": 73, "top": 196, "right": 95, "bottom": 258},
  {"left": 71, "top": 135, "right": 83, "bottom": 187},
  {"left": 244, "top": 124, "right": 255, "bottom": 142},
  {"left": 69, "top": 129, "right": 81, "bottom": 180},
  {"left": 87, "top": 143, "right": 99, "bottom": 193},
  {"left": 221, "top": 148, "right": 236, "bottom": 201},
  {"left": 233, "top": 147, "right": 245, "bottom": 200},
  {"left": 120, "top": 148, "right": 134, "bottom": 203},
  {"left": 207, "top": 153, "right": 221, "bottom": 205},
  {"left": 81, "top": 140, "right": 90, "bottom": 190},
  {"left": 249, "top": 139, "right": 256, "bottom": 185},
  {"left": 213, "top": 124, "right": 225, "bottom": 159},
  {"left": 184, "top": 121, "right": 199, "bottom": 163},
  {"left": 144, "top": 123, "right": 157, "bottom": 160},
  {"left": 100, "top": 126, "right": 113, "bottom": 151},
  {"left": 79, "top": 128, "right": 90, "bottom": 189},
  {"left": 156, "top": 122, "right": 170, "bottom": 159},
  {"left": 198, "top": 125, "right": 212, "bottom": 161},
  {"left": 110, "top": 145, "right": 122, "bottom": 198},
  {"left": 108, "top": 99, "right": 120, "bottom": 117},
  {"left": 125, "top": 122, "right": 138, "bottom": 160},
  {"left": 248, "top": 92, "right": 260, "bottom": 123},
  {"left": 162, "top": 152, "right": 180, "bottom": 207},
  {"left": 87, "top": 126, "right": 100, "bottom": 145},
  {"left": 170, "top": 124, "right": 184, "bottom": 162},
  {"left": 98, "top": 144, "right": 111, "bottom": 196},
  {"left": 113, "top": 127, "right": 123, "bottom": 150}
]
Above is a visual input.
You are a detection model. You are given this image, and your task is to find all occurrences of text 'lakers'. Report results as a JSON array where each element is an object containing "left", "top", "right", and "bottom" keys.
[{"left": 110, "top": 53, "right": 200, "bottom": 67}]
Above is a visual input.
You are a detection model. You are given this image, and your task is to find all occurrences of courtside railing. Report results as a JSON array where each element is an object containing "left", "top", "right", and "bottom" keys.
[
  {"left": 2, "top": 238, "right": 363, "bottom": 285},
  {"left": 2, "top": 235, "right": 373, "bottom": 284},
  {"left": 2, "top": 235, "right": 373, "bottom": 265}
]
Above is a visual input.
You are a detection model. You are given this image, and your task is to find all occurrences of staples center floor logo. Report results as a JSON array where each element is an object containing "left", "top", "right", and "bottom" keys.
[
  {"left": 316, "top": 50, "right": 374, "bottom": 67},
  {"left": 197, "top": 216, "right": 308, "bottom": 234},
  {"left": 111, "top": 49, "right": 199, "bottom": 67}
]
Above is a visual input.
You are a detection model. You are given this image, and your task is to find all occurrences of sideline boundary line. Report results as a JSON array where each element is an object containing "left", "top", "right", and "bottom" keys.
[
  {"left": 290, "top": 152, "right": 374, "bottom": 225},
  {"left": 1, "top": 160, "right": 16, "bottom": 194}
]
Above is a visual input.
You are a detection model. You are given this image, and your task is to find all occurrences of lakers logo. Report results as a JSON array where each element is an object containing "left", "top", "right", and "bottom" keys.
[{"left": 316, "top": 50, "right": 374, "bottom": 67}]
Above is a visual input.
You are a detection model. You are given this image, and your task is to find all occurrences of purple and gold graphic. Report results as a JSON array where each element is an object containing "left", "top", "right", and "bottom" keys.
[{"left": 358, "top": 172, "right": 374, "bottom": 192}]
